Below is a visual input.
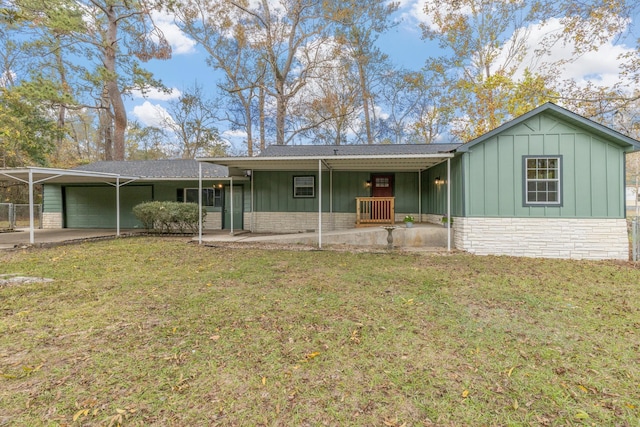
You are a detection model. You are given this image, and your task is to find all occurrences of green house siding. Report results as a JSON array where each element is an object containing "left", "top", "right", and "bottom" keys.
[
  {"left": 43, "top": 185, "right": 63, "bottom": 213},
  {"left": 422, "top": 158, "right": 463, "bottom": 217},
  {"left": 463, "top": 113, "right": 627, "bottom": 218},
  {"left": 64, "top": 185, "right": 153, "bottom": 228},
  {"left": 45, "top": 180, "right": 235, "bottom": 229},
  {"left": 252, "top": 170, "right": 424, "bottom": 213}
]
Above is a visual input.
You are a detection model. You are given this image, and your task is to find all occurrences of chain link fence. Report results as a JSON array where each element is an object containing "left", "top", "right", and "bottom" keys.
[
  {"left": 0, "top": 203, "right": 13, "bottom": 230},
  {"left": 0, "top": 203, "right": 42, "bottom": 230}
]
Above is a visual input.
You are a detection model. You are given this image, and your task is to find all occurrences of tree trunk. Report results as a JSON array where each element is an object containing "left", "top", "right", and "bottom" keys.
[
  {"left": 259, "top": 84, "right": 266, "bottom": 153},
  {"left": 357, "top": 59, "right": 372, "bottom": 144},
  {"left": 104, "top": 4, "right": 127, "bottom": 160}
]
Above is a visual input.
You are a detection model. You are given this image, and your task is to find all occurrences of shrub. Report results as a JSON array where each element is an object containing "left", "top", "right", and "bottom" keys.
[{"left": 133, "top": 201, "right": 206, "bottom": 233}]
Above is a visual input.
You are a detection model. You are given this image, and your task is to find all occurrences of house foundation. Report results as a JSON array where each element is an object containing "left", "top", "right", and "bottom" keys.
[{"left": 455, "top": 217, "right": 629, "bottom": 260}]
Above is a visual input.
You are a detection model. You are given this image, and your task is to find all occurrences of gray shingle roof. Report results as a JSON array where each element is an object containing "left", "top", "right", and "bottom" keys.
[
  {"left": 73, "top": 159, "right": 228, "bottom": 179},
  {"left": 258, "top": 143, "right": 462, "bottom": 157}
]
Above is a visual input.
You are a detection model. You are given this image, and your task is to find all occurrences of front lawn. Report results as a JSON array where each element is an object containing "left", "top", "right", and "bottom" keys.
[{"left": 1, "top": 238, "right": 639, "bottom": 426}]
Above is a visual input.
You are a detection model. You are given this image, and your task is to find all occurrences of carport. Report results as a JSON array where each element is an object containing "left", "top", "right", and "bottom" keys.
[{"left": 0, "top": 167, "right": 138, "bottom": 244}]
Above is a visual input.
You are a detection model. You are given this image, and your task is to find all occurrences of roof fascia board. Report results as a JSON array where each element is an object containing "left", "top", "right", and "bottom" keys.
[{"left": 199, "top": 153, "right": 455, "bottom": 165}]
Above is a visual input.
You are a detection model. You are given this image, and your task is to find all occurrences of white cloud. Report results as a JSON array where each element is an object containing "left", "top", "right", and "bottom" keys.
[
  {"left": 131, "top": 101, "right": 173, "bottom": 128},
  {"left": 512, "top": 18, "right": 634, "bottom": 89},
  {"left": 152, "top": 11, "right": 197, "bottom": 55},
  {"left": 222, "top": 129, "right": 249, "bottom": 139},
  {"left": 131, "top": 87, "right": 182, "bottom": 101}
]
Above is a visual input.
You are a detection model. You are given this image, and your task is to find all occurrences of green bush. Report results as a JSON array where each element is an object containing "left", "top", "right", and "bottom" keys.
[{"left": 132, "top": 201, "right": 206, "bottom": 233}]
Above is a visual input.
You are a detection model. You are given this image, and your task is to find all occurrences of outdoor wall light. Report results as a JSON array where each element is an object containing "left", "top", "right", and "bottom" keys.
[
  {"left": 435, "top": 177, "right": 445, "bottom": 185},
  {"left": 365, "top": 180, "right": 371, "bottom": 187}
]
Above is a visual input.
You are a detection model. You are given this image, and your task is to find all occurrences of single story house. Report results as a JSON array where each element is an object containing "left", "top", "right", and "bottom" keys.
[
  {"left": 201, "top": 103, "right": 640, "bottom": 260},
  {"left": 8, "top": 102, "right": 637, "bottom": 259}
]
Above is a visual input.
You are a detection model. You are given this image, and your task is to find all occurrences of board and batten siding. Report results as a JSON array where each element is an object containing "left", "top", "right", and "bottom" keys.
[
  {"left": 253, "top": 170, "right": 423, "bottom": 214},
  {"left": 463, "top": 113, "right": 626, "bottom": 218}
]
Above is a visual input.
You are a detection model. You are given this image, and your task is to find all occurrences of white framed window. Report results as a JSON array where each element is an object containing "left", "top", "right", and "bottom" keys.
[
  {"left": 179, "top": 188, "right": 222, "bottom": 207},
  {"left": 524, "top": 156, "right": 562, "bottom": 206},
  {"left": 293, "top": 176, "right": 315, "bottom": 198}
]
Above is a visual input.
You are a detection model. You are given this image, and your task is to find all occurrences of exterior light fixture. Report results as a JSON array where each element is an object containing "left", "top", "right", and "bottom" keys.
[{"left": 365, "top": 180, "right": 371, "bottom": 187}]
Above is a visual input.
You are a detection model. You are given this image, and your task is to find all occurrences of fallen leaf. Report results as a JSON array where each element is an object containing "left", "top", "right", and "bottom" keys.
[
  {"left": 462, "top": 389, "right": 469, "bottom": 398},
  {"left": 210, "top": 335, "right": 220, "bottom": 341},
  {"left": 574, "top": 410, "right": 589, "bottom": 419}
]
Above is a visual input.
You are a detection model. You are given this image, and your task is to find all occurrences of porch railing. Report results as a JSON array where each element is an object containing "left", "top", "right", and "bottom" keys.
[{"left": 356, "top": 197, "right": 395, "bottom": 226}]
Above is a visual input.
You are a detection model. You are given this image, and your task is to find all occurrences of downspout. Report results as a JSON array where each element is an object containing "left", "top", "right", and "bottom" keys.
[
  {"left": 447, "top": 158, "right": 451, "bottom": 252},
  {"left": 198, "top": 162, "right": 202, "bottom": 244}
]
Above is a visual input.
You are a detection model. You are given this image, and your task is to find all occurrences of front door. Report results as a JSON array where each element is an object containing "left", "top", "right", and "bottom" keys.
[
  {"left": 223, "top": 185, "right": 243, "bottom": 230},
  {"left": 371, "top": 174, "right": 393, "bottom": 221}
]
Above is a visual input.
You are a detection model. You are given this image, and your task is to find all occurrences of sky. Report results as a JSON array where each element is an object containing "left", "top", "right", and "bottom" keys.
[{"left": 127, "top": 0, "right": 639, "bottom": 150}]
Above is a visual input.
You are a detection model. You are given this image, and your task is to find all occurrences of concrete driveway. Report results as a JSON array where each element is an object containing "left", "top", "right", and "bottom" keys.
[{"left": 0, "top": 229, "right": 140, "bottom": 250}]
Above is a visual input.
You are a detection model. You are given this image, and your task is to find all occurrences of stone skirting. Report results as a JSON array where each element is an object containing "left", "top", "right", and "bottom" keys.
[
  {"left": 42, "top": 212, "right": 62, "bottom": 229},
  {"left": 455, "top": 217, "right": 629, "bottom": 260},
  {"left": 249, "top": 212, "right": 357, "bottom": 233}
]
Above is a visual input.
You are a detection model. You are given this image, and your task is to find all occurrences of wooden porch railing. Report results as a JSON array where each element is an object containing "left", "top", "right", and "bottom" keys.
[{"left": 356, "top": 197, "right": 395, "bottom": 226}]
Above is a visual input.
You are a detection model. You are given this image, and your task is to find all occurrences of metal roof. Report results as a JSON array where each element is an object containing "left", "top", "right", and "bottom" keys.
[
  {"left": 0, "top": 167, "right": 138, "bottom": 185},
  {"left": 200, "top": 143, "right": 460, "bottom": 175},
  {"left": 73, "top": 159, "right": 228, "bottom": 180}
]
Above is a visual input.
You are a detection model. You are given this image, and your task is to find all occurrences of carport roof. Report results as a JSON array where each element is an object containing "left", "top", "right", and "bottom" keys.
[
  {"left": 199, "top": 143, "right": 461, "bottom": 175},
  {"left": 0, "top": 167, "right": 138, "bottom": 184}
]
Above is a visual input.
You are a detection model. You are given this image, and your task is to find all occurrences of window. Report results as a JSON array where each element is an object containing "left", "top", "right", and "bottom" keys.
[
  {"left": 293, "top": 176, "right": 315, "bottom": 198},
  {"left": 375, "top": 177, "right": 390, "bottom": 187},
  {"left": 178, "top": 188, "right": 222, "bottom": 207},
  {"left": 524, "top": 156, "right": 562, "bottom": 206}
]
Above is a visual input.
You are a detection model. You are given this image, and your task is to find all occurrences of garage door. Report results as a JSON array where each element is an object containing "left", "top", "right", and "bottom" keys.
[{"left": 64, "top": 186, "right": 153, "bottom": 228}]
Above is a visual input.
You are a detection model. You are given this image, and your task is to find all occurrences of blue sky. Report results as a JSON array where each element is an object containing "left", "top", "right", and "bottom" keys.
[{"left": 127, "top": 0, "right": 639, "bottom": 150}]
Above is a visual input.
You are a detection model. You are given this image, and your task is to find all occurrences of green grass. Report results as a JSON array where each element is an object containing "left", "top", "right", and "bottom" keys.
[{"left": 1, "top": 238, "right": 639, "bottom": 426}]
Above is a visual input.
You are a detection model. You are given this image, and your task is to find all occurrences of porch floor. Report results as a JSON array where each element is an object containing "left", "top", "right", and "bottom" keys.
[{"left": 198, "top": 222, "right": 452, "bottom": 250}]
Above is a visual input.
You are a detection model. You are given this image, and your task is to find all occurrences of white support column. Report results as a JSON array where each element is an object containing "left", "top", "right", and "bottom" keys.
[
  {"left": 116, "top": 177, "right": 120, "bottom": 237},
  {"left": 230, "top": 177, "right": 234, "bottom": 235},
  {"left": 418, "top": 170, "right": 422, "bottom": 223},
  {"left": 318, "top": 160, "right": 322, "bottom": 249},
  {"left": 330, "top": 168, "right": 333, "bottom": 231},
  {"left": 447, "top": 158, "right": 451, "bottom": 252},
  {"left": 28, "top": 169, "right": 34, "bottom": 244},
  {"left": 198, "top": 162, "right": 203, "bottom": 244},
  {"left": 250, "top": 170, "right": 254, "bottom": 232}
]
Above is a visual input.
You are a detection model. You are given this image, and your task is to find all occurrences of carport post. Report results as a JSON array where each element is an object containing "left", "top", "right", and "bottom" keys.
[
  {"left": 116, "top": 177, "right": 120, "bottom": 237},
  {"left": 198, "top": 163, "right": 203, "bottom": 244},
  {"left": 230, "top": 177, "right": 234, "bottom": 235},
  {"left": 318, "top": 159, "right": 322, "bottom": 249},
  {"left": 447, "top": 158, "right": 451, "bottom": 252},
  {"left": 28, "top": 169, "right": 34, "bottom": 244}
]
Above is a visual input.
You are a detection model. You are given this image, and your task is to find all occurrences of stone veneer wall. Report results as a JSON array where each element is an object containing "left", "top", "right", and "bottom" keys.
[
  {"left": 455, "top": 217, "right": 629, "bottom": 260},
  {"left": 42, "top": 212, "right": 62, "bottom": 229},
  {"left": 249, "top": 212, "right": 356, "bottom": 233}
]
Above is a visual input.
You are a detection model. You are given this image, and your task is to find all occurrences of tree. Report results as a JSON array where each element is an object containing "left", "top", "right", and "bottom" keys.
[
  {"left": 0, "top": 86, "right": 60, "bottom": 167},
  {"left": 3, "top": 0, "right": 172, "bottom": 161},
  {"left": 420, "top": 0, "right": 557, "bottom": 142},
  {"left": 162, "top": 84, "right": 226, "bottom": 158},
  {"left": 126, "top": 120, "right": 167, "bottom": 160},
  {"left": 170, "top": 0, "right": 266, "bottom": 155},
  {"left": 328, "top": 0, "right": 399, "bottom": 144}
]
